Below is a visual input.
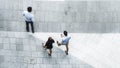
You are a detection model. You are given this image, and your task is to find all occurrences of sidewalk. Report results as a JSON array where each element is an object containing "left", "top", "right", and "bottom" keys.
[
  {"left": 34, "top": 32, "right": 120, "bottom": 68},
  {"left": 0, "top": 31, "right": 93, "bottom": 68}
]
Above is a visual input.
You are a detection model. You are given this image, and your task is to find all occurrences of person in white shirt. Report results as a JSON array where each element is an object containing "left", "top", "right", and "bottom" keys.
[
  {"left": 57, "top": 31, "right": 71, "bottom": 55},
  {"left": 23, "top": 6, "right": 35, "bottom": 33}
]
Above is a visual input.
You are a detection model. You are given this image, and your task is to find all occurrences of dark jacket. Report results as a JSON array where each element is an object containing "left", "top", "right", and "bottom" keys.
[{"left": 45, "top": 39, "right": 54, "bottom": 49}]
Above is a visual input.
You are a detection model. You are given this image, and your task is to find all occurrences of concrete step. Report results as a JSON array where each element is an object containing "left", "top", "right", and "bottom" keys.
[
  {"left": 34, "top": 33, "right": 120, "bottom": 68},
  {"left": 0, "top": 31, "right": 93, "bottom": 68}
]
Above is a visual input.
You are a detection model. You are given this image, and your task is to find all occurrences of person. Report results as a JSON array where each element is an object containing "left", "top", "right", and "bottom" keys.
[
  {"left": 57, "top": 31, "right": 71, "bottom": 55},
  {"left": 22, "top": 6, "right": 35, "bottom": 33},
  {"left": 43, "top": 37, "right": 55, "bottom": 56}
]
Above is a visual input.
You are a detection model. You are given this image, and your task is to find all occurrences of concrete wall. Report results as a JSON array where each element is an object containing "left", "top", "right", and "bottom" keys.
[{"left": 0, "top": 0, "right": 120, "bottom": 33}]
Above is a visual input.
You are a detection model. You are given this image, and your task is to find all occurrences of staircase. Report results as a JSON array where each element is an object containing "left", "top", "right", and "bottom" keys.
[{"left": 0, "top": 31, "right": 93, "bottom": 68}]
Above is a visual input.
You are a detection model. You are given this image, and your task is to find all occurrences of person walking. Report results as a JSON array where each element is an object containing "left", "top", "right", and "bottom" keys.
[
  {"left": 23, "top": 6, "right": 35, "bottom": 33},
  {"left": 57, "top": 31, "right": 71, "bottom": 55},
  {"left": 43, "top": 37, "right": 55, "bottom": 56}
]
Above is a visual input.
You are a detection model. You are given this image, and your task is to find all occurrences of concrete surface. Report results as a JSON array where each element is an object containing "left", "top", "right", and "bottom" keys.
[
  {"left": 0, "top": 31, "right": 93, "bottom": 68},
  {"left": 34, "top": 32, "right": 120, "bottom": 68},
  {"left": 1, "top": 0, "right": 120, "bottom": 32}
]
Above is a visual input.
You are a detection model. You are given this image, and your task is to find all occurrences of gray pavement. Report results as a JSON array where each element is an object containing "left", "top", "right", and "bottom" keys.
[
  {"left": 0, "top": 31, "right": 93, "bottom": 68},
  {"left": 1, "top": 0, "right": 120, "bottom": 33}
]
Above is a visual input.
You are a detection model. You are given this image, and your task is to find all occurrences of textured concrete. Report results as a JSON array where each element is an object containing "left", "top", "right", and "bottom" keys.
[
  {"left": 34, "top": 33, "right": 120, "bottom": 68},
  {"left": 0, "top": 31, "right": 93, "bottom": 68},
  {"left": 0, "top": 1, "right": 120, "bottom": 32}
]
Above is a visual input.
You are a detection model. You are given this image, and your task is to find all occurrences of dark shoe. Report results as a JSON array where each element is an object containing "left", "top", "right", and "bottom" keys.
[
  {"left": 32, "top": 32, "right": 34, "bottom": 33},
  {"left": 48, "top": 53, "right": 51, "bottom": 56},
  {"left": 65, "top": 51, "right": 68, "bottom": 55}
]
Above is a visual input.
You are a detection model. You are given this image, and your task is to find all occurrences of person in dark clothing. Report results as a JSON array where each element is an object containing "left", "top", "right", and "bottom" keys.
[{"left": 43, "top": 37, "right": 55, "bottom": 56}]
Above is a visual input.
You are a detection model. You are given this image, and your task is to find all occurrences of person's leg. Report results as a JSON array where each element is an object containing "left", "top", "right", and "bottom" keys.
[
  {"left": 65, "top": 43, "right": 69, "bottom": 55},
  {"left": 50, "top": 49, "right": 52, "bottom": 55},
  {"left": 48, "top": 49, "right": 52, "bottom": 56},
  {"left": 26, "top": 22, "right": 29, "bottom": 32},
  {"left": 30, "top": 22, "right": 34, "bottom": 33}
]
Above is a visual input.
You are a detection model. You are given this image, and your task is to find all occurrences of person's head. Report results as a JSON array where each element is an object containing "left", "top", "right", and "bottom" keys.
[
  {"left": 48, "top": 37, "right": 52, "bottom": 41},
  {"left": 27, "top": 6, "right": 32, "bottom": 12},
  {"left": 63, "top": 31, "right": 68, "bottom": 36}
]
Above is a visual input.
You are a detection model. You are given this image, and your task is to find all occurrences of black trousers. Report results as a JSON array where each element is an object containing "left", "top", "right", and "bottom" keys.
[{"left": 26, "top": 21, "right": 34, "bottom": 33}]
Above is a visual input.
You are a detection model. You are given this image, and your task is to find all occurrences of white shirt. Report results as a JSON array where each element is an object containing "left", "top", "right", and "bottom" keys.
[
  {"left": 62, "top": 36, "right": 71, "bottom": 41},
  {"left": 22, "top": 11, "right": 34, "bottom": 22},
  {"left": 61, "top": 35, "right": 71, "bottom": 45}
]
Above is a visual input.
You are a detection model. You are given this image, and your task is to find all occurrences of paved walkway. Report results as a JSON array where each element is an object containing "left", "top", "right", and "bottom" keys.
[
  {"left": 0, "top": 31, "right": 93, "bottom": 68},
  {"left": 34, "top": 33, "right": 120, "bottom": 68}
]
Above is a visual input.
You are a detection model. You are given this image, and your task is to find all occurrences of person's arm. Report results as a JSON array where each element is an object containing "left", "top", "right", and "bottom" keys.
[
  {"left": 22, "top": 11, "right": 26, "bottom": 16},
  {"left": 61, "top": 34, "right": 64, "bottom": 38},
  {"left": 45, "top": 41, "right": 48, "bottom": 47},
  {"left": 52, "top": 39, "right": 55, "bottom": 43},
  {"left": 23, "top": 13, "right": 25, "bottom": 16},
  {"left": 31, "top": 15, "right": 35, "bottom": 22}
]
